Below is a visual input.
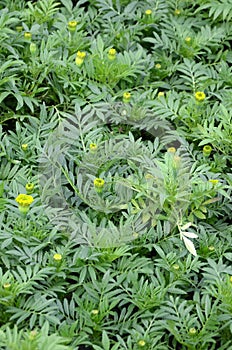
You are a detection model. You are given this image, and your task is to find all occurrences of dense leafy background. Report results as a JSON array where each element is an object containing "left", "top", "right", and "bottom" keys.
[{"left": 0, "top": 0, "right": 232, "bottom": 349}]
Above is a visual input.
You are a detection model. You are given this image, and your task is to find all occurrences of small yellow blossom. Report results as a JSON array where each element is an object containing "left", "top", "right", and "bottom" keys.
[
  {"left": 3, "top": 283, "right": 11, "bottom": 289},
  {"left": 25, "top": 183, "right": 34, "bottom": 194},
  {"left": 209, "top": 179, "right": 219, "bottom": 185},
  {"left": 108, "top": 48, "right": 117, "bottom": 60},
  {"left": 158, "top": 91, "right": 165, "bottom": 97},
  {"left": 89, "top": 143, "right": 98, "bottom": 152},
  {"left": 15, "top": 194, "right": 34, "bottom": 207},
  {"left": 123, "top": 92, "right": 131, "bottom": 103},
  {"left": 21, "top": 143, "right": 28, "bottom": 151},
  {"left": 230, "top": 276, "right": 232, "bottom": 283},
  {"left": 68, "top": 20, "right": 78, "bottom": 32},
  {"left": 203, "top": 145, "right": 212, "bottom": 157},
  {"left": 167, "top": 147, "right": 176, "bottom": 153},
  {"left": 91, "top": 309, "right": 99, "bottom": 315},
  {"left": 94, "top": 178, "right": 105, "bottom": 193},
  {"left": 208, "top": 246, "right": 215, "bottom": 251},
  {"left": 185, "top": 37, "right": 191, "bottom": 43},
  {"left": 155, "top": 63, "right": 161, "bottom": 69},
  {"left": 75, "top": 51, "right": 86, "bottom": 66},
  {"left": 15, "top": 194, "right": 34, "bottom": 215},
  {"left": 195, "top": 91, "right": 206, "bottom": 102},
  {"left": 189, "top": 328, "right": 197, "bottom": 335},
  {"left": 173, "top": 264, "right": 180, "bottom": 270},
  {"left": 174, "top": 9, "right": 181, "bottom": 15},
  {"left": 138, "top": 340, "right": 146, "bottom": 347},
  {"left": 53, "top": 253, "right": 62, "bottom": 261},
  {"left": 94, "top": 178, "right": 105, "bottom": 188},
  {"left": 145, "top": 9, "right": 152, "bottom": 15},
  {"left": 24, "top": 32, "right": 32, "bottom": 40}
]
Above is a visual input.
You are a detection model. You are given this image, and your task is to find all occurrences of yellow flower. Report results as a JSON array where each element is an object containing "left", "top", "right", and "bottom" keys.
[
  {"left": 189, "top": 328, "right": 197, "bottom": 335},
  {"left": 208, "top": 246, "right": 215, "bottom": 251},
  {"left": 15, "top": 194, "right": 34, "bottom": 207},
  {"left": 94, "top": 178, "right": 105, "bottom": 193},
  {"left": 174, "top": 9, "right": 181, "bottom": 15},
  {"left": 25, "top": 183, "right": 34, "bottom": 194},
  {"left": 158, "top": 91, "right": 165, "bottom": 97},
  {"left": 15, "top": 194, "right": 34, "bottom": 215},
  {"left": 230, "top": 276, "right": 232, "bottom": 283},
  {"left": 209, "top": 179, "right": 219, "bottom": 185},
  {"left": 94, "top": 178, "right": 105, "bottom": 188},
  {"left": 21, "top": 143, "right": 28, "bottom": 151},
  {"left": 75, "top": 51, "right": 86, "bottom": 66},
  {"left": 68, "top": 20, "right": 78, "bottom": 32},
  {"left": 24, "top": 32, "right": 32, "bottom": 40},
  {"left": 167, "top": 147, "right": 176, "bottom": 153},
  {"left": 145, "top": 9, "right": 152, "bottom": 15},
  {"left": 108, "top": 48, "right": 117, "bottom": 60},
  {"left": 3, "top": 283, "right": 11, "bottom": 289},
  {"left": 195, "top": 91, "right": 206, "bottom": 102},
  {"left": 203, "top": 145, "right": 212, "bottom": 157},
  {"left": 155, "top": 63, "right": 161, "bottom": 69},
  {"left": 89, "top": 143, "right": 98, "bottom": 152},
  {"left": 173, "top": 264, "right": 180, "bottom": 270},
  {"left": 138, "top": 340, "right": 146, "bottom": 347},
  {"left": 185, "top": 36, "right": 191, "bottom": 43},
  {"left": 53, "top": 253, "right": 62, "bottom": 261},
  {"left": 123, "top": 92, "right": 131, "bottom": 103},
  {"left": 91, "top": 309, "right": 99, "bottom": 315}
]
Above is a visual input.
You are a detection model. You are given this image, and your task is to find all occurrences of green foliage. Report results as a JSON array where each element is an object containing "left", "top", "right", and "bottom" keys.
[{"left": 0, "top": 0, "right": 231, "bottom": 348}]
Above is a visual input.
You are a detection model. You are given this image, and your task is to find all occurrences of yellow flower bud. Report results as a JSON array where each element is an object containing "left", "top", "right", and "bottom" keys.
[
  {"left": 174, "top": 9, "right": 181, "bottom": 15},
  {"left": 15, "top": 194, "right": 34, "bottom": 215},
  {"left": 185, "top": 37, "right": 191, "bottom": 43},
  {"left": 68, "top": 20, "right": 78, "bottom": 32},
  {"left": 173, "top": 264, "right": 180, "bottom": 270},
  {"left": 145, "top": 9, "right": 152, "bottom": 15},
  {"left": 195, "top": 91, "right": 206, "bottom": 102},
  {"left": 158, "top": 91, "right": 165, "bottom": 97},
  {"left": 208, "top": 246, "right": 215, "bottom": 251},
  {"left": 138, "top": 340, "right": 146, "bottom": 347},
  {"left": 89, "top": 143, "right": 98, "bottom": 152},
  {"left": 91, "top": 309, "right": 99, "bottom": 315},
  {"left": 21, "top": 143, "right": 28, "bottom": 151},
  {"left": 209, "top": 179, "right": 219, "bottom": 185},
  {"left": 155, "top": 63, "right": 161, "bottom": 69},
  {"left": 94, "top": 178, "right": 105, "bottom": 193},
  {"left": 108, "top": 48, "right": 117, "bottom": 60},
  {"left": 167, "top": 147, "right": 176, "bottom": 153},
  {"left": 3, "top": 283, "right": 11, "bottom": 289},
  {"left": 24, "top": 32, "right": 32, "bottom": 40},
  {"left": 123, "top": 92, "right": 131, "bottom": 103},
  {"left": 53, "top": 253, "right": 62, "bottom": 261},
  {"left": 203, "top": 145, "right": 212, "bottom": 157},
  {"left": 25, "top": 183, "right": 34, "bottom": 194},
  {"left": 189, "top": 328, "right": 197, "bottom": 335},
  {"left": 75, "top": 51, "right": 86, "bottom": 66}
]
